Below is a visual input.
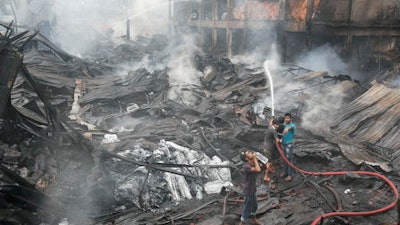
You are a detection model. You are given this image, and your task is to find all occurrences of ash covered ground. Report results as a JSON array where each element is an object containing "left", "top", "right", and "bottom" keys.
[{"left": 0, "top": 30, "right": 399, "bottom": 225}]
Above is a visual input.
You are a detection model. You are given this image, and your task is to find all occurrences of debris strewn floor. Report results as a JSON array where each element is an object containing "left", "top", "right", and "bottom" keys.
[{"left": 0, "top": 29, "right": 399, "bottom": 225}]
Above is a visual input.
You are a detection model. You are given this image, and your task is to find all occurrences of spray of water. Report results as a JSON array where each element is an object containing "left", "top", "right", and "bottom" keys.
[
  {"left": 113, "top": 0, "right": 196, "bottom": 34},
  {"left": 263, "top": 60, "right": 275, "bottom": 117}
]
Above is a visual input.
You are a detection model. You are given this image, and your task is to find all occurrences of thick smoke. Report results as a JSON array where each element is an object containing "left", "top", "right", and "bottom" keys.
[
  {"left": 167, "top": 35, "right": 203, "bottom": 106},
  {"left": 291, "top": 45, "right": 349, "bottom": 133},
  {"left": 295, "top": 44, "right": 349, "bottom": 75},
  {"left": 245, "top": 42, "right": 349, "bottom": 135},
  {"left": 13, "top": 0, "right": 171, "bottom": 56},
  {"left": 272, "top": 44, "right": 348, "bottom": 134}
]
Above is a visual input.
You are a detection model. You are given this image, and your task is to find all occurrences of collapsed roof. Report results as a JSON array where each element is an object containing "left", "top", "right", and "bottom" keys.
[{"left": 0, "top": 26, "right": 399, "bottom": 224}]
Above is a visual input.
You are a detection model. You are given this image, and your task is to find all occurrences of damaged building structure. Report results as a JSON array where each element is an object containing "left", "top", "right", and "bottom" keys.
[
  {"left": 173, "top": 0, "right": 400, "bottom": 70},
  {"left": 1, "top": 0, "right": 400, "bottom": 225}
]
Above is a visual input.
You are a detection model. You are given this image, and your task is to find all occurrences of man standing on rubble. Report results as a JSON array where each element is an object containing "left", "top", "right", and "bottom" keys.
[
  {"left": 281, "top": 113, "right": 296, "bottom": 181},
  {"left": 239, "top": 150, "right": 263, "bottom": 225},
  {"left": 262, "top": 117, "right": 280, "bottom": 183}
]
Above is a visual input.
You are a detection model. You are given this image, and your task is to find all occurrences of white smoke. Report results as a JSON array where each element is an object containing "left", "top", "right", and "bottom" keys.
[
  {"left": 243, "top": 42, "right": 349, "bottom": 136},
  {"left": 113, "top": 0, "right": 170, "bottom": 38},
  {"left": 291, "top": 45, "right": 348, "bottom": 133},
  {"left": 295, "top": 44, "right": 349, "bottom": 75},
  {"left": 11, "top": 0, "right": 171, "bottom": 56},
  {"left": 167, "top": 35, "right": 203, "bottom": 106}
]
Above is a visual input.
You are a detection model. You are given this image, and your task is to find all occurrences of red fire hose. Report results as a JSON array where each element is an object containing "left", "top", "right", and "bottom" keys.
[{"left": 275, "top": 142, "right": 399, "bottom": 225}]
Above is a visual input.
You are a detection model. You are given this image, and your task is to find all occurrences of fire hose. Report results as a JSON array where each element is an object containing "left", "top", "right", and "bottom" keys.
[{"left": 275, "top": 142, "right": 399, "bottom": 225}]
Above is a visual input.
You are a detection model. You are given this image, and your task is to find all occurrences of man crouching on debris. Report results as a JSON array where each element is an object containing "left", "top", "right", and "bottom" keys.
[
  {"left": 262, "top": 118, "right": 281, "bottom": 183},
  {"left": 239, "top": 151, "right": 263, "bottom": 225}
]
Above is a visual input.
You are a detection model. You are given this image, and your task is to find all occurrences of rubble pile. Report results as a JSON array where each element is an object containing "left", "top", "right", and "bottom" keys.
[{"left": 0, "top": 27, "right": 399, "bottom": 225}]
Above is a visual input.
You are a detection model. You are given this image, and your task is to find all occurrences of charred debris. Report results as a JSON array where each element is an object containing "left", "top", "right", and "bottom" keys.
[{"left": 0, "top": 27, "right": 400, "bottom": 225}]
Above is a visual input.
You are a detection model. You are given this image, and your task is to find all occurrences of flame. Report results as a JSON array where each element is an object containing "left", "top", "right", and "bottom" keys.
[
  {"left": 233, "top": 1, "right": 280, "bottom": 20},
  {"left": 232, "top": 0, "right": 320, "bottom": 21},
  {"left": 289, "top": 0, "right": 320, "bottom": 21}
]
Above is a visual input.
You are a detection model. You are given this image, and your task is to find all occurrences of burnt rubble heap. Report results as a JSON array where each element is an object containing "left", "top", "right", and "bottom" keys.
[{"left": 0, "top": 28, "right": 400, "bottom": 225}]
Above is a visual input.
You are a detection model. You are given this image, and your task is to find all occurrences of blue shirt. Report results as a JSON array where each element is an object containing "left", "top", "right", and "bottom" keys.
[{"left": 282, "top": 122, "right": 296, "bottom": 144}]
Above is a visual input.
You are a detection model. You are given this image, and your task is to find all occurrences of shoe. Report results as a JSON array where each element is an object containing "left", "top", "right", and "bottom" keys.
[
  {"left": 280, "top": 173, "right": 287, "bottom": 177},
  {"left": 284, "top": 176, "right": 292, "bottom": 181},
  {"left": 251, "top": 217, "right": 263, "bottom": 225}
]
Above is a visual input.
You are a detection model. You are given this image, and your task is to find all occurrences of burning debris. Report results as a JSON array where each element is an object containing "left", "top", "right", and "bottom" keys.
[{"left": 1, "top": 10, "right": 400, "bottom": 225}]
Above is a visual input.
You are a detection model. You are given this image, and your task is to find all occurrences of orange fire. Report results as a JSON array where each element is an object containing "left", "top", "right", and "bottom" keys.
[
  {"left": 289, "top": 0, "right": 320, "bottom": 21},
  {"left": 233, "top": 0, "right": 320, "bottom": 21},
  {"left": 233, "top": 1, "right": 280, "bottom": 20}
]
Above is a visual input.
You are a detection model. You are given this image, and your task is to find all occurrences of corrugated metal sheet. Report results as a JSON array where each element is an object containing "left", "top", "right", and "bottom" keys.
[
  {"left": 336, "top": 141, "right": 392, "bottom": 172},
  {"left": 332, "top": 81, "right": 393, "bottom": 126},
  {"left": 330, "top": 81, "right": 400, "bottom": 173}
]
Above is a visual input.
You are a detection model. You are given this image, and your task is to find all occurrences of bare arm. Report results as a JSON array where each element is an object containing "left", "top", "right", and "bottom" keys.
[
  {"left": 268, "top": 116, "right": 274, "bottom": 126},
  {"left": 282, "top": 124, "right": 294, "bottom": 134},
  {"left": 251, "top": 157, "right": 261, "bottom": 172}
]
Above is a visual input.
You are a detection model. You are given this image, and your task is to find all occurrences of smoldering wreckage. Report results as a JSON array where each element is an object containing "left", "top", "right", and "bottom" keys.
[{"left": 0, "top": 25, "right": 400, "bottom": 225}]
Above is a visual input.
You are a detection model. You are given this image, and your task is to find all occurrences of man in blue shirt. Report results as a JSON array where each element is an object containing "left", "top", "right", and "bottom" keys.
[{"left": 281, "top": 113, "right": 296, "bottom": 181}]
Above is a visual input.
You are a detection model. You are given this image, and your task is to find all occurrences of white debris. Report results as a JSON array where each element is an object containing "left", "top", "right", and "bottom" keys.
[
  {"left": 112, "top": 140, "right": 233, "bottom": 207},
  {"left": 101, "top": 134, "right": 120, "bottom": 144},
  {"left": 19, "top": 167, "right": 29, "bottom": 178},
  {"left": 57, "top": 218, "right": 72, "bottom": 225},
  {"left": 126, "top": 103, "right": 139, "bottom": 112},
  {"left": 204, "top": 180, "right": 233, "bottom": 194},
  {"left": 163, "top": 140, "right": 233, "bottom": 197},
  {"left": 119, "top": 146, "right": 152, "bottom": 159},
  {"left": 164, "top": 172, "right": 193, "bottom": 201},
  {"left": 209, "top": 156, "right": 229, "bottom": 179}
]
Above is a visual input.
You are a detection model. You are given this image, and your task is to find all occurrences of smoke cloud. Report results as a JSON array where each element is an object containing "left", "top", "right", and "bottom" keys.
[
  {"left": 12, "top": 0, "right": 171, "bottom": 56},
  {"left": 242, "top": 41, "right": 349, "bottom": 135},
  {"left": 167, "top": 35, "right": 203, "bottom": 106},
  {"left": 295, "top": 44, "right": 349, "bottom": 75}
]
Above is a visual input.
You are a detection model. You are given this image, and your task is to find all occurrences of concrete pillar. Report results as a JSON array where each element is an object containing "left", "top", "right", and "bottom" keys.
[
  {"left": 126, "top": 19, "right": 130, "bottom": 41},
  {"left": 279, "top": 0, "right": 287, "bottom": 21},
  {"left": 227, "top": 28, "right": 233, "bottom": 57},
  {"left": 347, "top": 0, "right": 353, "bottom": 23},
  {"left": 199, "top": 0, "right": 204, "bottom": 48},
  {"left": 226, "top": 0, "right": 233, "bottom": 57},
  {"left": 345, "top": 33, "right": 353, "bottom": 59},
  {"left": 278, "top": 0, "right": 287, "bottom": 62},
  {"left": 169, "top": 0, "right": 173, "bottom": 34},
  {"left": 212, "top": 0, "right": 218, "bottom": 50},
  {"left": 241, "top": 0, "right": 249, "bottom": 54},
  {"left": 305, "top": 0, "right": 314, "bottom": 49}
]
